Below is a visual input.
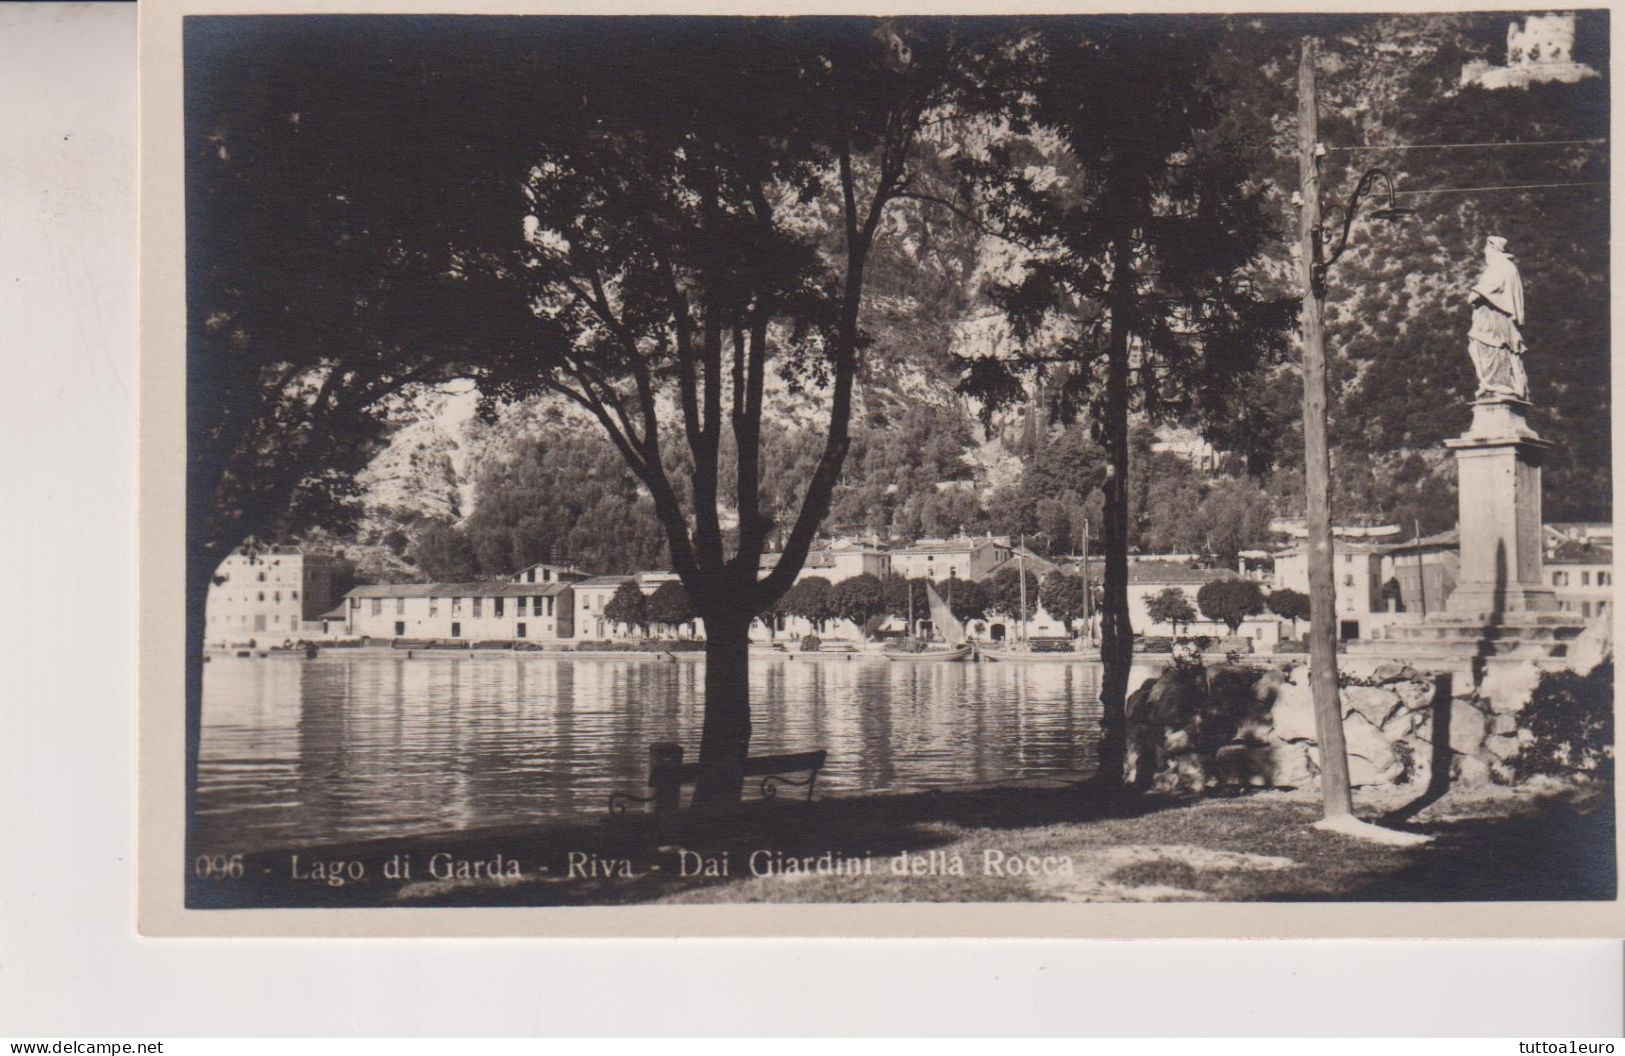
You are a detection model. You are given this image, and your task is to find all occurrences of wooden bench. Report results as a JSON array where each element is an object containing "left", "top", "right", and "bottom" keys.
[{"left": 608, "top": 742, "right": 828, "bottom": 816}]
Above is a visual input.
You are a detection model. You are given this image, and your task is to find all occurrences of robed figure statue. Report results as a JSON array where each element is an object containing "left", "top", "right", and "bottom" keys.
[{"left": 1467, "top": 235, "right": 1528, "bottom": 400}]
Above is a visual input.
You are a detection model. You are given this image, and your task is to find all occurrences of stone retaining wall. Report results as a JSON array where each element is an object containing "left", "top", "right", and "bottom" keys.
[{"left": 1124, "top": 657, "right": 1547, "bottom": 795}]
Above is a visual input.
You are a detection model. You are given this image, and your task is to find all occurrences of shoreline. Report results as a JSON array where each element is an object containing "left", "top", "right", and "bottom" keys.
[{"left": 207, "top": 644, "right": 1305, "bottom": 666}]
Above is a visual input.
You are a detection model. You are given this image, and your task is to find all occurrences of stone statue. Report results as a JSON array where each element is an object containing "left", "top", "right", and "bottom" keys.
[{"left": 1467, "top": 235, "right": 1528, "bottom": 400}]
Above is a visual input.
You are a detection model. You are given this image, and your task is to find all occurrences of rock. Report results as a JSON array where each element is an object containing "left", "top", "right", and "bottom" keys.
[
  {"left": 1253, "top": 667, "right": 1286, "bottom": 704},
  {"left": 1478, "top": 661, "right": 1543, "bottom": 714},
  {"left": 1124, "top": 678, "right": 1159, "bottom": 724},
  {"left": 1484, "top": 734, "right": 1521, "bottom": 762},
  {"left": 1433, "top": 698, "right": 1489, "bottom": 757},
  {"left": 1370, "top": 661, "right": 1419, "bottom": 684},
  {"left": 1453, "top": 753, "right": 1492, "bottom": 787},
  {"left": 1163, "top": 727, "right": 1191, "bottom": 753},
  {"left": 1343, "top": 685, "right": 1401, "bottom": 727},
  {"left": 1270, "top": 675, "right": 1319, "bottom": 742},
  {"left": 1214, "top": 743, "right": 1317, "bottom": 789},
  {"left": 1140, "top": 668, "right": 1205, "bottom": 725},
  {"left": 1214, "top": 745, "right": 1271, "bottom": 788},
  {"left": 1566, "top": 605, "right": 1613, "bottom": 676},
  {"left": 1150, "top": 751, "right": 1207, "bottom": 796},
  {"left": 1392, "top": 677, "right": 1437, "bottom": 714},
  {"left": 1269, "top": 743, "right": 1319, "bottom": 789},
  {"left": 1234, "top": 716, "right": 1274, "bottom": 746},
  {"left": 1343, "top": 712, "right": 1402, "bottom": 785},
  {"left": 1380, "top": 706, "right": 1426, "bottom": 741},
  {"left": 1490, "top": 713, "right": 1519, "bottom": 735}
]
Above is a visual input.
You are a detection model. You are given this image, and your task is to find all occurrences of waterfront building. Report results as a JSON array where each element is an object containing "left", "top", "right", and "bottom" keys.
[
  {"left": 1380, "top": 529, "right": 1461, "bottom": 617},
  {"left": 1123, "top": 561, "right": 1280, "bottom": 647},
  {"left": 1272, "top": 540, "right": 1390, "bottom": 640},
  {"left": 510, "top": 561, "right": 590, "bottom": 585},
  {"left": 343, "top": 580, "right": 576, "bottom": 641},
  {"left": 574, "top": 574, "right": 641, "bottom": 640},
  {"left": 890, "top": 535, "right": 1013, "bottom": 582},
  {"left": 801, "top": 539, "right": 893, "bottom": 582},
  {"left": 205, "top": 546, "right": 336, "bottom": 646},
  {"left": 1547, "top": 540, "right": 1614, "bottom": 620}
]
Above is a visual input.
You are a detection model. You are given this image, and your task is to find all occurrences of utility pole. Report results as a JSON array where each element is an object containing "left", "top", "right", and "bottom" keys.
[
  {"left": 1415, "top": 518, "right": 1428, "bottom": 618},
  {"left": 1297, "top": 38, "right": 1355, "bottom": 822}
]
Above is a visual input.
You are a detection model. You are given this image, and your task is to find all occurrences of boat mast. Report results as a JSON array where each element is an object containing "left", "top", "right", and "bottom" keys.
[{"left": 1017, "top": 536, "right": 1029, "bottom": 644}]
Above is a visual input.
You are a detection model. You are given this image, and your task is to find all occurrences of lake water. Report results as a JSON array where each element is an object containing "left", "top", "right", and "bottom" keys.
[{"left": 196, "top": 653, "right": 1136, "bottom": 854}]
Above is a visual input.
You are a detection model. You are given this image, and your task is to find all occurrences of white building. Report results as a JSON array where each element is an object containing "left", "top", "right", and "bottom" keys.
[
  {"left": 890, "top": 535, "right": 1012, "bottom": 582},
  {"left": 1273, "top": 540, "right": 1390, "bottom": 640},
  {"left": 205, "top": 547, "right": 336, "bottom": 646},
  {"left": 343, "top": 580, "right": 575, "bottom": 642},
  {"left": 574, "top": 574, "right": 641, "bottom": 640},
  {"left": 1547, "top": 541, "right": 1614, "bottom": 620},
  {"left": 510, "top": 561, "right": 589, "bottom": 586}
]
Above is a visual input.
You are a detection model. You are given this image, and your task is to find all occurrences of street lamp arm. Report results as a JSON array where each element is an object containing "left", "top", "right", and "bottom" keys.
[{"left": 1312, "top": 168, "right": 1408, "bottom": 291}]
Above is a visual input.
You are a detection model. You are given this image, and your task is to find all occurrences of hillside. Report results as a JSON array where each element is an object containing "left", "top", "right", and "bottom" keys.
[{"left": 325, "top": 12, "right": 1608, "bottom": 579}]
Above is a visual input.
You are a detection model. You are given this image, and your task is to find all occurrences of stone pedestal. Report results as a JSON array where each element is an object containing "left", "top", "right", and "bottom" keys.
[{"left": 1443, "top": 397, "right": 1557, "bottom": 616}]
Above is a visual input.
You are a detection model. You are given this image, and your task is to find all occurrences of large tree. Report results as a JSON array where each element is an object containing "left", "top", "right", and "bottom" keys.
[
  {"left": 182, "top": 19, "right": 547, "bottom": 844},
  {"left": 955, "top": 22, "right": 1296, "bottom": 788},
  {"left": 461, "top": 20, "right": 1000, "bottom": 803}
]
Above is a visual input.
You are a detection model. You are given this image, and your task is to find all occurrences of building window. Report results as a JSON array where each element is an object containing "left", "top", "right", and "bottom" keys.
[
  {"left": 292, "top": 590, "right": 299, "bottom": 600},
  {"left": 516, "top": 596, "right": 527, "bottom": 616},
  {"left": 472, "top": 597, "right": 483, "bottom": 618},
  {"left": 274, "top": 591, "right": 281, "bottom": 603},
  {"left": 516, "top": 623, "right": 527, "bottom": 638},
  {"left": 1554, "top": 571, "right": 1569, "bottom": 586},
  {"left": 1582, "top": 602, "right": 1592, "bottom": 618},
  {"left": 396, "top": 597, "right": 405, "bottom": 615},
  {"left": 350, "top": 597, "right": 359, "bottom": 610},
  {"left": 494, "top": 597, "right": 504, "bottom": 617},
  {"left": 1581, "top": 571, "right": 1591, "bottom": 586},
  {"left": 547, "top": 596, "right": 555, "bottom": 616},
  {"left": 1342, "top": 575, "right": 1354, "bottom": 587},
  {"left": 371, "top": 598, "right": 382, "bottom": 616},
  {"left": 394, "top": 621, "right": 405, "bottom": 636},
  {"left": 535, "top": 596, "right": 545, "bottom": 616},
  {"left": 452, "top": 597, "right": 463, "bottom": 615},
  {"left": 451, "top": 622, "right": 461, "bottom": 638},
  {"left": 258, "top": 572, "right": 265, "bottom": 582},
  {"left": 527, "top": 570, "right": 536, "bottom": 583},
  {"left": 429, "top": 597, "right": 439, "bottom": 617},
  {"left": 1601, "top": 572, "right": 1613, "bottom": 587}
]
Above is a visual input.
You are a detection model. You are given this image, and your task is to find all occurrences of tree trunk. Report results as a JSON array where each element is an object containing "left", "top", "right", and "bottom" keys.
[
  {"left": 1094, "top": 282, "right": 1135, "bottom": 791},
  {"left": 692, "top": 613, "right": 753, "bottom": 807}
]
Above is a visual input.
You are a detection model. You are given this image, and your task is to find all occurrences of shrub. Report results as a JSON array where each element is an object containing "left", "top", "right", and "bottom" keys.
[
  {"left": 1517, "top": 662, "right": 1613, "bottom": 782},
  {"left": 799, "top": 634, "right": 823, "bottom": 653}
]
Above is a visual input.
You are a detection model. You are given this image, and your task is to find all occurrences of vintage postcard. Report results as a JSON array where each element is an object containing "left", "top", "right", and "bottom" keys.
[{"left": 139, "top": 0, "right": 1621, "bottom": 937}]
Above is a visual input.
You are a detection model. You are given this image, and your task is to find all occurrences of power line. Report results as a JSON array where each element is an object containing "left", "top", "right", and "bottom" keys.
[
  {"left": 1392, "top": 179, "right": 1607, "bottom": 197},
  {"left": 1326, "top": 137, "right": 1606, "bottom": 152}
]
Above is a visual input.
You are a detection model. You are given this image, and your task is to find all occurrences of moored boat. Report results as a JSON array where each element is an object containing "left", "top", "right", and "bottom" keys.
[
  {"left": 978, "top": 645, "right": 1094, "bottom": 662},
  {"left": 882, "top": 643, "right": 973, "bottom": 662}
]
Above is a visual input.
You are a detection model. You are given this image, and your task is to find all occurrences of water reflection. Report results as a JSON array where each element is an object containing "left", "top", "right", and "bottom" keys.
[{"left": 197, "top": 654, "right": 1131, "bottom": 854}]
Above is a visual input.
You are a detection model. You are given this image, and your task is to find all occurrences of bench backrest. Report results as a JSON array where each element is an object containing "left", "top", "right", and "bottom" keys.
[{"left": 649, "top": 750, "right": 827, "bottom": 787}]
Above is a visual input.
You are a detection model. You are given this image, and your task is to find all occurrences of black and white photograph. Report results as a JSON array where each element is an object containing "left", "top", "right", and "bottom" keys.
[{"left": 139, "top": 5, "right": 1617, "bottom": 932}]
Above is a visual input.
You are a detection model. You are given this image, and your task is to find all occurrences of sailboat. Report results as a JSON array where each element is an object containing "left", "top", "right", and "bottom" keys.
[
  {"left": 882, "top": 582, "right": 972, "bottom": 661},
  {"left": 979, "top": 540, "right": 1072, "bottom": 662}
]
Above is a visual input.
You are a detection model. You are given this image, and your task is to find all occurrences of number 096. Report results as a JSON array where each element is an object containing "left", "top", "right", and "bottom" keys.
[{"left": 194, "top": 854, "right": 244, "bottom": 879}]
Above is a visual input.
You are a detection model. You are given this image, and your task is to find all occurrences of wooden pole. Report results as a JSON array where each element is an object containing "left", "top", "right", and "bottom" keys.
[
  {"left": 1415, "top": 518, "right": 1429, "bottom": 618},
  {"left": 1297, "top": 38, "right": 1355, "bottom": 820}
]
